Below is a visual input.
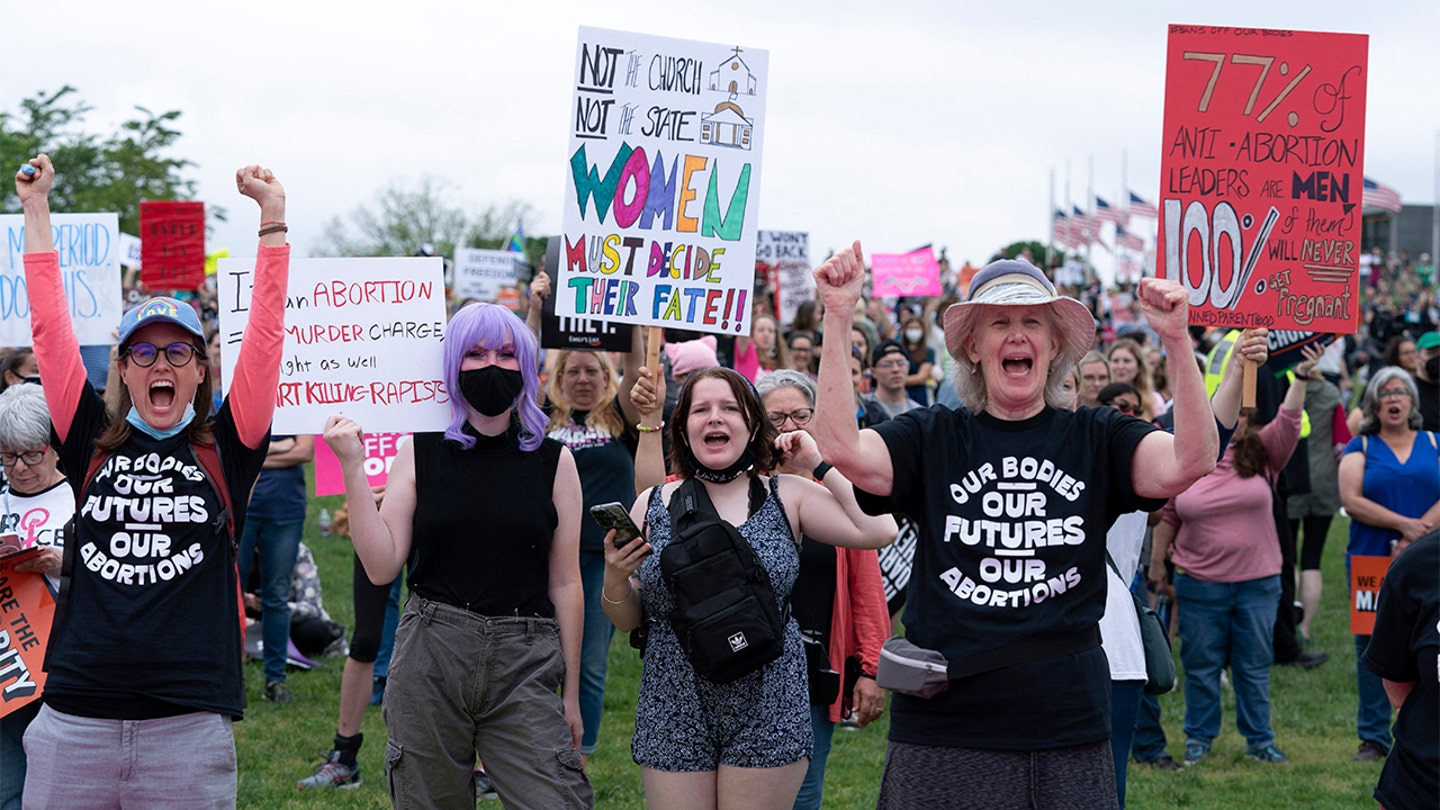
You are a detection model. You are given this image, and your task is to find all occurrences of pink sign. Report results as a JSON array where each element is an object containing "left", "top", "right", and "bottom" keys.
[
  {"left": 870, "top": 248, "right": 941, "bottom": 297},
  {"left": 314, "top": 433, "right": 410, "bottom": 496}
]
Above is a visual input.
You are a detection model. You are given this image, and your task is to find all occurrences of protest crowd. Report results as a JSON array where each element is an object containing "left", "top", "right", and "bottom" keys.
[{"left": 1, "top": 131, "right": 1437, "bottom": 810}]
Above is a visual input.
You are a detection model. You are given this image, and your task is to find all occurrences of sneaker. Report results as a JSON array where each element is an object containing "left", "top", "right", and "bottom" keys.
[
  {"left": 474, "top": 769, "right": 498, "bottom": 801},
  {"left": 1183, "top": 741, "right": 1210, "bottom": 766},
  {"left": 1350, "top": 741, "right": 1388, "bottom": 762},
  {"left": 1279, "top": 650, "right": 1329, "bottom": 669},
  {"left": 1246, "top": 743, "right": 1289, "bottom": 763},
  {"left": 370, "top": 676, "right": 387, "bottom": 706},
  {"left": 297, "top": 751, "right": 361, "bottom": 790},
  {"left": 264, "top": 681, "right": 293, "bottom": 704},
  {"left": 1136, "top": 753, "right": 1183, "bottom": 771}
]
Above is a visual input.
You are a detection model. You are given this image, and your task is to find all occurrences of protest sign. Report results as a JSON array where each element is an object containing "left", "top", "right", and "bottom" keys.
[
  {"left": 140, "top": 201, "right": 206, "bottom": 290},
  {"left": 876, "top": 517, "right": 918, "bottom": 617},
  {"left": 758, "top": 231, "right": 812, "bottom": 325},
  {"left": 1157, "top": 25, "right": 1368, "bottom": 334},
  {"left": 1350, "top": 554, "right": 1392, "bottom": 635},
  {"left": 557, "top": 27, "right": 769, "bottom": 337},
  {"left": 216, "top": 256, "right": 449, "bottom": 435},
  {"left": 120, "top": 233, "right": 143, "bottom": 269},
  {"left": 0, "top": 562, "right": 53, "bottom": 717},
  {"left": 540, "top": 237, "right": 633, "bottom": 351},
  {"left": 871, "top": 248, "right": 941, "bottom": 298},
  {"left": 1263, "top": 329, "right": 1335, "bottom": 373},
  {"left": 0, "top": 213, "right": 123, "bottom": 346},
  {"left": 314, "top": 433, "right": 410, "bottom": 496},
  {"left": 453, "top": 248, "right": 520, "bottom": 302}
]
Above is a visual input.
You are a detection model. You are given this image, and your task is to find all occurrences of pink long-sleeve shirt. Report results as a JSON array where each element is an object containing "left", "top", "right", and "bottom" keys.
[{"left": 1162, "top": 407, "right": 1302, "bottom": 583}]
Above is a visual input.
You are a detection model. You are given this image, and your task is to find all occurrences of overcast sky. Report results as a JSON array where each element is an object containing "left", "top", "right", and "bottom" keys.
[{"left": 9, "top": 0, "right": 1438, "bottom": 269}]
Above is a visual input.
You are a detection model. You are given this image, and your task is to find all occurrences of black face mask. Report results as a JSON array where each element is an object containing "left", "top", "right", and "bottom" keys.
[
  {"left": 683, "top": 446, "right": 756, "bottom": 483},
  {"left": 459, "top": 366, "right": 524, "bottom": 417},
  {"left": 1426, "top": 357, "right": 1440, "bottom": 381}
]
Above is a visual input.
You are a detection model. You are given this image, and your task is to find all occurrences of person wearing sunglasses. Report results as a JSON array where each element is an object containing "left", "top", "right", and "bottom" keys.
[
  {"left": 16, "top": 154, "right": 289, "bottom": 808},
  {"left": 1097, "top": 383, "right": 1143, "bottom": 417}
]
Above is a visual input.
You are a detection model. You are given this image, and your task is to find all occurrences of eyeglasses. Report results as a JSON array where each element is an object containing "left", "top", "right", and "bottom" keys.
[
  {"left": 0, "top": 448, "right": 48, "bottom": 467},
  {"left": 1378, "top": 388, "right": 1411, "bottom": 401},
  {"left": 874, "top": 359, "right": 908, "bottom": 370},
  {"left": 125, "top": 342, "right": 201, "bottom": 368},
  {"left": 1101, "top": 399, "right": 1140, "bottom": 414},
  {"left": 767, "top": 407, "right": 814, "bottom": 427}
]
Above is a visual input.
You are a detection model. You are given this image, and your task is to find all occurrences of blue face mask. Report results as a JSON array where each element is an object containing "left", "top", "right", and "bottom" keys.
[{"left": 125, "top": 402, "right": 197, "bottom": 440}]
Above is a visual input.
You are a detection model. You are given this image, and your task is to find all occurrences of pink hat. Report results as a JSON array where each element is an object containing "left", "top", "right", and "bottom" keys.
[{"left": 664, "top": 336, "right": 719, "bottom": 376}]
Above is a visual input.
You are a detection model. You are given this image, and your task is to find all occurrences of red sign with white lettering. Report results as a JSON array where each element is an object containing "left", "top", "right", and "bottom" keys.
[
  {"left": 140, "top": 200, "right": 206, "bottom": 290},
  {"left": 1156, "top": 25, "right": 1367, "bottom": 334}
]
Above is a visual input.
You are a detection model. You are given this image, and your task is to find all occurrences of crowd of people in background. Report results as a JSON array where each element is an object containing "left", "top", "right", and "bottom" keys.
[{"left": 1, "top": 155, "right": 1435, "bottom": 810}]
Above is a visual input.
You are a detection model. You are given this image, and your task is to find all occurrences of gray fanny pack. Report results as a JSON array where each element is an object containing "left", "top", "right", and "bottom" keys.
[{"left": 876, "top": 636, "right": 950, "bottom": 699}]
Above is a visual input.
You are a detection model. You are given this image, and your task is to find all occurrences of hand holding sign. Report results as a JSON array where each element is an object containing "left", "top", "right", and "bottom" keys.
[
  {"left": 13, "top": 154, "right": 54, "bottom": 205},
  {"left": 813, "top": 240, "right": 866, "bottom": 314},
  {"left": 529, "top": 269, "right": 551, "bottom": 302},
  {"left": 11, "top": 546, "right": 62, "bottom": 578},
  {"left": 1136, "top": 278, "right": 1191, "bottom": 344}
]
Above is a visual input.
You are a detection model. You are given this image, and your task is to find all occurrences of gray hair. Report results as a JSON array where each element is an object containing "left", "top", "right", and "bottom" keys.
[
  {"left": 948, "top": 310, "right": 1071, "bottom": 414},
  {"left": 755, "top": 369, "right": 817, "bottom": 407},
  {"left": 1357, "top": 366, "right": 1422, "bottom": 435},
  {"left": 0, "top": 384, "right": 53, "bottom": 450}
]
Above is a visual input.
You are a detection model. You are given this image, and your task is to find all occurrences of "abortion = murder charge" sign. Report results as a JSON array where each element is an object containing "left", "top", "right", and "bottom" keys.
[{"left": 556, "top": 26, "right": 769, "bottom": 337}]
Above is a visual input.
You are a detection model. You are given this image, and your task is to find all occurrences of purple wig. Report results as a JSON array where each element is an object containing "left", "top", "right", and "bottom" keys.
[{"left": 442, "top": 303, "right": 546, "bottom": 452}]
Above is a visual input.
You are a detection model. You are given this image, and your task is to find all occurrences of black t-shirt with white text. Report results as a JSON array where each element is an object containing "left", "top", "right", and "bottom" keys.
[
  {"left": 46, "top": 384, "right": 267, "bottom": 719},
  {"left": 856, "top": 404, "right": 1161, "bottom": 749}
]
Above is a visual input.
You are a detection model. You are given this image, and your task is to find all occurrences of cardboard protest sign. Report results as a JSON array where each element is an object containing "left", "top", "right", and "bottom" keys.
[
  {"left": 1157, "top": 25, "right": 1368, "bottom": 334},
  {"left": 1350, "top": 554, "right": 1392, "bottom": 635},
  {"left": 0, "top": 213, "right": 124, "bottom": 346},
  {"left": 871, "top": 248, "right": 941, "bottom": 298},
  {"left": 140, "top": 201, "right": 206, "bottom": 290},
  {"left": 557, "top": 27, "right": 769, "bottom": 337},
  {"left": 314, "top": 433, "right": 410, "bottom": 496},
  {"left": 758, "top": 231, "right": 812, "bottom": 326},
  {"left": 1263, "top": 329, "right": 1335, "bottom": 373},
  {"left": 0, "top": 562, "right": 53, "bottom": 717},
  {"left": 119, "top": 233, "right": 143, "bottom": 269},
  {"left": 536, "top": 235, "right": 632, "bottom": 351},
  {"left": 453, "top": 248, "right": 520, "bottom": 302},
  {"left": 875, "top": 517, "right": 919, "bottom": 616},
  {"left": 216, "top": 257, "right": 449, "bottom": 435}
]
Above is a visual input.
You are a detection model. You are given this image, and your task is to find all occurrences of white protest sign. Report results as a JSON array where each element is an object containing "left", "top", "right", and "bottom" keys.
[
  {"left": 758, "top": 231, "right": 811, "bottom": 326},
  {"left": 0, "top": 213, "right": 124, "bottom": 346},
  {"left": 557, "top": 27, "right": 769, "bottom": 337},
  {"left": 119, "top": 233, "right": 142, "bottom": 269},
  {"left": 453, "top": 248, "right": 519, "bottom": 302},
  {"left": 216, "top": 256, "right": 450, "bottom": 435}
]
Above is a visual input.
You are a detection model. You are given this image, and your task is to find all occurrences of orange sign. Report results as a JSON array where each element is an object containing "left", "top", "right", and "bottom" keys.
[
  {"left": 0, "top": 556, "right": 54, "bottom": 717},
  {"left": 1349, "top": 554, "right": 1393, "bottom": 635}
]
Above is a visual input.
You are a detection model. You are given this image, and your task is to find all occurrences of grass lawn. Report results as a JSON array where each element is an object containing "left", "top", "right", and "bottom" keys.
[{"left": 233, "top": 496, "right": 1386, "bottom": 808}]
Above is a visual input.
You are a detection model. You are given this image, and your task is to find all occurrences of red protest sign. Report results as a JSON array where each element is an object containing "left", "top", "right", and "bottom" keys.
[
  {"left": 0, "top": 562, "right": 54, "bottom": 717},
  {"left": 1157, "top": 25, "right": 1368, "bottom": 335},
  {"left": 1349, "top": 554, "right": 1392, "bottom": 635},
  {"left": 140, "top": 200, "right": 206, "bottom": 290}
]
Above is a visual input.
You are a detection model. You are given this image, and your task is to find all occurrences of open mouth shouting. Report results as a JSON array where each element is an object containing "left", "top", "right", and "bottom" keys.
[
  {"left": 149, "top": 379, "right": 177, "bottom": 411},
  {"left": 1001, "top": 354, "right": 1035, "bottom": 377}
]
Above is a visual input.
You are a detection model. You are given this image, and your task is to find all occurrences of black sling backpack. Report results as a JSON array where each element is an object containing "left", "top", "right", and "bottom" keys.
[{"left": 662, "top": 476, "right": 788, "bottom": 684}]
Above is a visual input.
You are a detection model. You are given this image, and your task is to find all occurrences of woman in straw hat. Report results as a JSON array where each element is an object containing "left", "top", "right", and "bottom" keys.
[{"left": 812, "top": 244, "right": 1219, "bottom": 808}]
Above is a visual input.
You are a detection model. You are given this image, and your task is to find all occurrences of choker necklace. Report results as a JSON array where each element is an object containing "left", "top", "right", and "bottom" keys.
[{"left": 684, "top": 447, "right": 755, "bottom": 483}]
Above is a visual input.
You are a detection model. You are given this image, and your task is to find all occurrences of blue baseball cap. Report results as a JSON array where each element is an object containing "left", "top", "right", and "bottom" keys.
[{"left": 118, "top": 297, "right": 205, "bottom": 347}]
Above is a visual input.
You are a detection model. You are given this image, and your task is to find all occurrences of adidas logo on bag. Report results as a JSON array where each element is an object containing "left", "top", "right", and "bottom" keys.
[{"left": 728, "top": 632, "right": 749, "bottom": 652}]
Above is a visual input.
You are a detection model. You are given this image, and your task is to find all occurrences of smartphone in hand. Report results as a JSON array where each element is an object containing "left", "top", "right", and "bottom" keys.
[{"left": 590, "top": 502, "right": 643, "bottom": 549}]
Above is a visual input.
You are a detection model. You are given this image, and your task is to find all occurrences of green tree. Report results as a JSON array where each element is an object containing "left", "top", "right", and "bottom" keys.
[
  {"left": 0, "top": 85, "right": 213, "bottom": 234},
  {"left": 999, "top": 239, "right": 1062, "bottom": 267},
  {"left": 315, "top": 176, "right": 542, "bottom": 268}
]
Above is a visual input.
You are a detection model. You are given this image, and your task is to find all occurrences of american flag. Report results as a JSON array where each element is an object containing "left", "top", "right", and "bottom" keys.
[
  {"left": 1363, "top": 177, "right": 1403, "bottom": 214},
  {"left": 1115, "top": 225, "right": 1144, "bottom": 251},
  {"left": 1052, "top": 209, "right": 1072, "bottom": 246},
  {"left": 1071, "top": 206, "right": 1096, "bottom": 244},
  {"left": 1128, "top": 191, "right": 1158, "bottom": 219},
  {"left": 1094, "top": 196, "right": 1126, "bottom": 226}
]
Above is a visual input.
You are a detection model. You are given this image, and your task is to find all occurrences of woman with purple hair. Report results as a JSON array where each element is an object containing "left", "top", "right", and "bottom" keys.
[{"left": 324, "top": 302, "right": 592, "bottom": 808}]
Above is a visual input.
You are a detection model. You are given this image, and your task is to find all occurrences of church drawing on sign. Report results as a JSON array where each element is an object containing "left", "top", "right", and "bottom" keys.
[{"left": 701, "top": 47, "right": 758, "bottom": 151}]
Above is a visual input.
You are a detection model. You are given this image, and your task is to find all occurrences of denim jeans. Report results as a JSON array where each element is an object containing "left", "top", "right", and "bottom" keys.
[
  {"left": 238, "top": 516, "right": 305, "bottom": 684},
  {"left": 1175, "top": 574, "right": 1280, "bottom": 749},
  {"left": 1354, "top": 635, "right": 1394, "bottom": 750},
  {"left": 1110, "top": 680, "right": 1143, "bottom": 809},
  {"left": 578, "top": 550, "right": 614, "bottom": 754},
  {"left": 1130, "top": 574, "right": 1170, "bottom": 762},
  {"left": 793, "top": 705, "right": 835, "bottom": 810},
  {"left": 373, "top": 577, "right": 404, "bottom": 680}
]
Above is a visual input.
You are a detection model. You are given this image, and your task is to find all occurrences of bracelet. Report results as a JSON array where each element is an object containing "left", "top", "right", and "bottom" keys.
[
  {"left": 258, "top": 223, "right": 288, "bottom": 237},
  {"left": 601, "top": 584, "right": 631, "bottom": 605},
  {"left": 636, "top": 422, "right": 664, "bottom": 433},
  {"left": 813, "top": 461, "right": 834, "bottom": 480},
  {"left": 859, "top": 672, "right": 876, "bottom": 680}
]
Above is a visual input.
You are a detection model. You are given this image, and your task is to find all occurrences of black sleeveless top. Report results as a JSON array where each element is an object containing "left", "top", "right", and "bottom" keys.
[{"left": 409, "top": 425, "right": 562, "bottom": 617}]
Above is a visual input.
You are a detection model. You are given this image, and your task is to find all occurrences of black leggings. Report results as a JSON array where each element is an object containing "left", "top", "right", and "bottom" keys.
[
  {"left": 349, "top": 552, "right": 395, "bottom": 663},
  {"left": 1289, "top": 515, "right": 1333, "bottom": 571}
]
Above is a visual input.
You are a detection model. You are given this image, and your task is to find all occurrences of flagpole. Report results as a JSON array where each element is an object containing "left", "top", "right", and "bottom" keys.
[
  {"left": 1048, "top": 166, "right": 1056, "bottom": 270},
  {"left": 1432, "top": 130, "right": 1439, "bottom": 274},
  {"left": 1086, "top": 155, "right": 1094, "bottom": 280},
  {"left": 1121, "top": 151, "right": 1128, "bottom": 281}
]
